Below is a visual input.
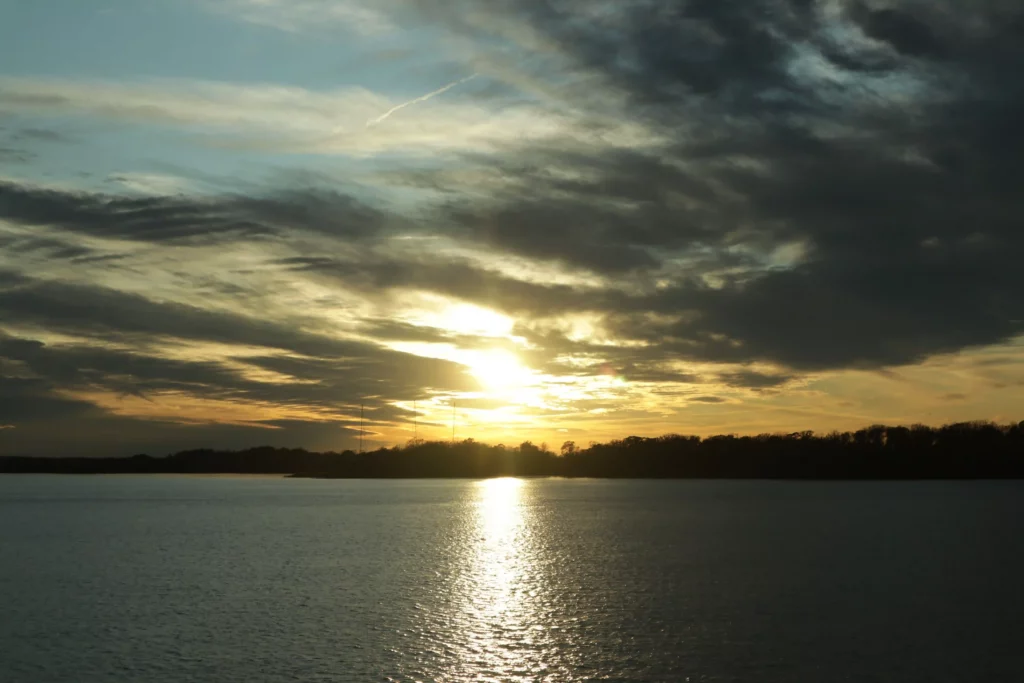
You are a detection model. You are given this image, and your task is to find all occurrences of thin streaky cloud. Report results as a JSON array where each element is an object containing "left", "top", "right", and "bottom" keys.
[{"left": 366, "top": 74, "right": 478, "bottom": 127}]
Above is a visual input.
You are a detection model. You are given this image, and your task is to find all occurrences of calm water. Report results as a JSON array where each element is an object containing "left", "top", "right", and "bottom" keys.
[{"left": 1, "top": 477, "right": 1022, "bottom": 682}]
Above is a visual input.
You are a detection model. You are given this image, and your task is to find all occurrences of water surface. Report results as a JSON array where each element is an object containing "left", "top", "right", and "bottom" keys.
[{"left": 1, "top": 476, "right": 1021, "bottom": 682}]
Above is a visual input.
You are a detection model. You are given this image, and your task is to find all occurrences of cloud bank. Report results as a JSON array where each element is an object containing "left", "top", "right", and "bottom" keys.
[{"left": 2, "top": 0, "right": 1023, "bottom": 453}]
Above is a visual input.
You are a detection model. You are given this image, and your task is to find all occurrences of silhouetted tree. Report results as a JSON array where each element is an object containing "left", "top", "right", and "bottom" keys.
[{"left": 2, "top": 421, "right": 1022, "bottom": 479}]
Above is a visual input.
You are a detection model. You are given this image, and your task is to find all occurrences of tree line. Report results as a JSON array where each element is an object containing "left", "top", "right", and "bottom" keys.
[{"left": 2, "top": 421, "right": 1023, "bottom": 479}]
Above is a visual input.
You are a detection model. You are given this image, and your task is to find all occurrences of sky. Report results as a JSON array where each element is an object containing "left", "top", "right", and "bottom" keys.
[{"left": 1, "top": 0, "right": 1022, "bottom": 456}]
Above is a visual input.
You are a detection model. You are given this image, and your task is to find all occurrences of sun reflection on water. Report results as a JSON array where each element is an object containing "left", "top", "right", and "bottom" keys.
[
  {"left": 473, "top": 478, "right": 526, "bottom": 623},
  {"left": 443, "top": 478, "right": 553, "bottom": 682},
  {"left": 478, "top": 477, "right": 524, "bottom": 536}
]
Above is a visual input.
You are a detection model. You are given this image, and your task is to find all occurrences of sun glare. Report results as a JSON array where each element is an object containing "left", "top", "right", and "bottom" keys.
[
  {"left": 466, "top": 349, "right": 534, "bottom": 392},
  {"left": 411, "top": 301, "right": 515, "bottom": 337}
]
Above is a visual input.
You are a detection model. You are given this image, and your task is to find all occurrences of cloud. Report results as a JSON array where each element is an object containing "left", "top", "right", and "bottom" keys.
[
  {"left": 208, "top": 0, "right": 396, "bottom": 35},
  {"left": 0, "top": 274, "right": 463, "bottom": 386},
  {"left": 0, "top": 125, "right": 71, "bottom": 165},
  {"left": 0, "top": 232, "right": 104, "bottom": 263},
  {"left": 0, "top": 180, "right": 271, "bottom": 243},
  {"left": 0, "top": 275, "right": 480, "bottom": 445},
  {"left": 394, "top": 0, "right": 1024, "bottom": 371},
  {"left": 0, "top": 147, "right": 34, "bottom": 164},
  {"left": 107, "top": 173, "right": 195, "bottom": 196},
  {"left": 5, "top": 0, "right": 1024, "bottom": 452},
  {"left": 0, "top": 77, "right": 394, "bottom": 143},
  {"left": 0, "top": 376, "right": 101, "bottom": 422},
  {"left": 8, "top": 127, "right": 73, "bottom": 144},
  {"left": 717, "top": 370, "right": 795, "bottom": 390},
  {"left": 0, "top": 180, "right": 391, "bottom": 244},
  {"left": 0, "top": 76, "right": 650, "bottom": 157}
]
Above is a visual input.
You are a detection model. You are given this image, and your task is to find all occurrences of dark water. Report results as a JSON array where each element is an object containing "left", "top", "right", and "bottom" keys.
[{"left": 1, "top": 476, "right": 1021, "bottom": 682}]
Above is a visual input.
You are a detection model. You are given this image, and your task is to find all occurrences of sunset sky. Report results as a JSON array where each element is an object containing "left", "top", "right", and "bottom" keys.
[{"left": 1, "top": 0, "right": 1022, "bottom": 456}]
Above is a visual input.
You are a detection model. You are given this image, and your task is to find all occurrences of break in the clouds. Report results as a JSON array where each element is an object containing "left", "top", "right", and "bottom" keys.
[{"left": 1, "top": 0, "right": 1022, "bottom": 455}]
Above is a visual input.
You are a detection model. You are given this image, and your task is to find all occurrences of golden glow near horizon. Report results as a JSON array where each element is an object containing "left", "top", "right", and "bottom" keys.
[{"left": 34, "top": 312, "right": 1024, "bottom": 452}]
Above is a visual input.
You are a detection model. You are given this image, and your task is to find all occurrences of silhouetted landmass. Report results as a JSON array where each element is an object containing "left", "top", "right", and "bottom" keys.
[{"left": 2, "top": 421, "right": 1023, "bottom": 479}]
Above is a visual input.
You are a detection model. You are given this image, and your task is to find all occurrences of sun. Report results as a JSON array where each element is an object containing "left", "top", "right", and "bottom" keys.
[{"left": 466, "top": 349, "right": 534, "bottom": 392}]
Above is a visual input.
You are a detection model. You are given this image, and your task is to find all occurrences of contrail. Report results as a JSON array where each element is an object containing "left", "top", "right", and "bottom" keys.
[{"left": 366, "top": 74, "right": 477, "bottom": 127}]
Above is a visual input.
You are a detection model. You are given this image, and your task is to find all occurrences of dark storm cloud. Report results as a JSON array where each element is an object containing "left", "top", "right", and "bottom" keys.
[
  {"left": 0, "top": 276, "right": 478, "bottom": 431},
  {"left": 406, "top": 0, "right": 1024, "bottom": 371},
  {"left": 716, "top": 370, "right": 794, "bottom": 390},
  {"left": 276, "top": 253, "right": 603, "bottom": 316},
  {"left": 428, "top": 144, "right": 758, "bottom": 276},
  {"left": 445, "top": 198, "right": 660, "bottom": 273},
  {"left": 522, "top": 0, "right": 818, "bottom": 106},
  {"left": 0, "top": 182, "right": 388, "bottom": 244},
  {"left": 236, "top": 189, "right": 393, "bottom": 240},
  {"left": 0, "top": 181, "right": 270, "bottom": 243},
  {"left": 239, "top": 351, "right": 479, "bottom": 402},
  {"left": 0, "top": 273, "right": 401, "bottom": 362},
  {"left": 853, "top": 5, "right": 946, "bottom": 59},
  {"left": 0, "top": 275, "right": 310, "bottom": 351},
  {"left": 0, "top": 325, "right": 472, "bottom": 454},
  {"left": 0, "top": 334, "right": 448, "bottom": 455},
  {"left": 0, "top": 333, "right": 253, "bottom": 402},
  {"left": 0, "top": 232, "right": 116, "bottom": 262}
]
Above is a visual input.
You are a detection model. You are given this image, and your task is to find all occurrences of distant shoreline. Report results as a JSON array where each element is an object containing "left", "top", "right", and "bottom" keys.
[
  {"left": 2, "top": 472, "right": 1022, "bottom": 482},
  {"left": 3, "top": 421, "right": 1022, "bottom": 479},
  {"left": 0, "top": 472, "right": 290, "bottom": 478}
]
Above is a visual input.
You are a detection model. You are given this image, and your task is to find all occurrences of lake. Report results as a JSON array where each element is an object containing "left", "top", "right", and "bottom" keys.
[{"left": 1, "top": 476, "right": 1021, "bottom": 682}]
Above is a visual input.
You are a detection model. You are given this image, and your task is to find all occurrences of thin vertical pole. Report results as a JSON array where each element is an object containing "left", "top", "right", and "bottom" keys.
[
  {"left": 451, "top": 398, "right": 456, "bottom": 444},
  {"left": 413, "top": 399, "right": 418, "bottom": 440},
  {"left": 359, "top": 403, "right": 364, "bottom": 453}
]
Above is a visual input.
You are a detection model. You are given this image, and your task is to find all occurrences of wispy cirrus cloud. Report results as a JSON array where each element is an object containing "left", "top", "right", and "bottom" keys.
[
  {"left": 205, "top": 0, "right": 396, "bottom": 35},
  {"left": 107, "top": 172, "right": 195, "bottom": 196},
  {"left": 0, "top": 76, "right": 656, "bottom": 157}
]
